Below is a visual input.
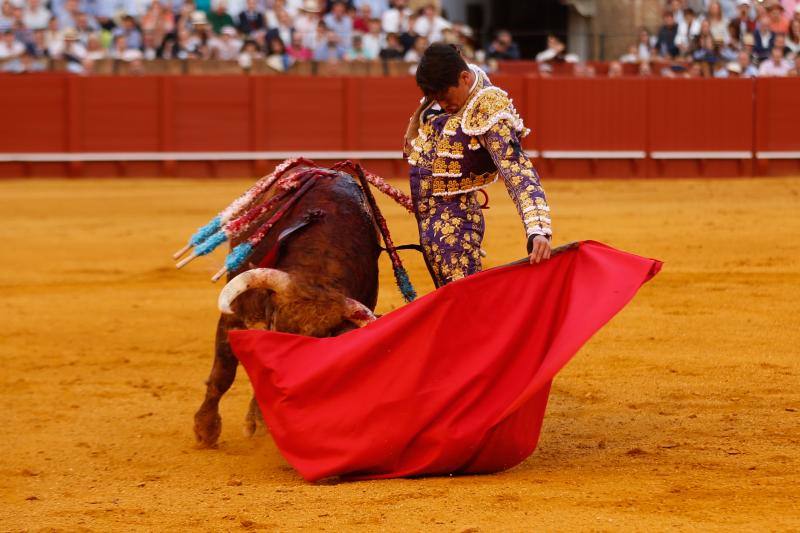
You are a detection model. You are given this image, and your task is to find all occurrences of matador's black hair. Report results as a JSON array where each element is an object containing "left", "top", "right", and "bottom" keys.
[{"left": 415, "top": 43, "right": 469, "bottom": 99}]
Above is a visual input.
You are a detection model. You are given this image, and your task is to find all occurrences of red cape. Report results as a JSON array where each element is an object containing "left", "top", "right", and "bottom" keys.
[{"left": 229, "top": 241, "right": 662, "bottom": 481}]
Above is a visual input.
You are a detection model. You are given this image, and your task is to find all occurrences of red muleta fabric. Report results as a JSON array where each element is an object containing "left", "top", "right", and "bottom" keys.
[{"left": 228, "top": 240, "right": 662, "bottom": 482}]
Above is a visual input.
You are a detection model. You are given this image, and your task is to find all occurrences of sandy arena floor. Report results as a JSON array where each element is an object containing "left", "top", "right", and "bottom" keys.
[{"left": 1, "top": 175, "right": 799, "bottom": 531}]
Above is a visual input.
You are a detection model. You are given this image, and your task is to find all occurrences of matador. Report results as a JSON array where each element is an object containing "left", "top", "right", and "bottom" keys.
[{"left": 404, "top": 43, "right": 552, "bottom": 287}]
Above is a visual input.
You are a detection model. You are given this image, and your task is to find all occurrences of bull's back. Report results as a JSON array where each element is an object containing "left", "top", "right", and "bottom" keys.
[{"left": 235, "top": 171, "right": 380, "bottom": 309}]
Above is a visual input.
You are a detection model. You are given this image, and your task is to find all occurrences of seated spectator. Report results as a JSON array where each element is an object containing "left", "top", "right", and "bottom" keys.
[
  {"left": 487, "top": 30, "right": 520, "bottom": 60},
  {"left": 208, "top": 0, "right": 235, "bottom": 34},
  {"left": 668, "top": 0, "right": 685, "bottom": 25},
  {"left": 655, "top": 10, "right": 679, "bottom": 57},
  {"left": 687, "top": 60, "right": 703, "bottom": 77},
  {"left": 356, "top": 0, "right": 388, "bottom": 18},
  {"left": 788, "top": 18, "right": 800, "bottom": 54},
  {"left": 352, "top": 3, "right": 370, "bottom": 33},
  {"left": 607, "top": 60, "right": 623, "bottom": 77},
  {"left": 791, "top": 53, "right": 800, "bottom": 75},
  {"left": 266, "top": 8, "right": 294, "bottom": 47},
  {"left": 346, "top": 32, "right": 371, "bottom": 60},
  {"left": 0, "top": 0, "right": 13, "bottom": 31},
  {"left": 714, "top": 60, "right": 741, "bottom": 77},
  {"left": 573, "top": 62, "right": 596, "bottom": 77},
  {"left": 161, "top": 27, "right": 193, "bottom": 59},
  {"left": 381, "top": 0, "right": 410, "bottom": 35},
  {"left": 313, "top": 27, "right": 345, "bottom": 62},
  {"left": 295, "top": 0, "right": 321, "bottom": 48},
  {"left": 286, "top": 32, "right": 311, "bottom": 61},
  {"left": 676, "top": 8, "right": 701, "bottom": 53},
  {"left": 361, "top": 17, "right": 382, "bottom": 57},
  {"left": 265, "top": 34, "right": 291, "bottom": 70},
  {"left": 535, "top": 34, "right": 566, "bottom": 62},
  {"left": 772, "top": 31, "right": 791, "bottom": 55},
  {"left": 453, "top": 24, "right": 476, "bottom": 58},
  {"left": 237, "top": 0, "right": 265, "bottom": 35},
  {"left": 737, "top": 49, "right": 759, "bottom": 76},
  {"left": 759, "top": 41, "right": 793, "bottom": 75},
  {"left": 23, "top": 0, "right": 51, "bottom": 31},
  {"left": 766, "top": 0, "right": 789, "bottom": 33},
  {"left": 636, "top": 28, "right": 652, "bottom": 61},
  {"left": 175, "top": 1, "right": 198, "bottom": 34},
  {"left": 113, "top": 15, "right": 143, "bottom": 50},
  {"left": 55, "top": 0, "right": 80, "bottom": 32},
  {"left": 638, "top": 61, "right": 652, "bottom": 76},
  {"left": 25, "top": 29, "right": 49, "bottom": 58},
  {"left": 720, "top": 24, "right": 742, "bottom": 60},
  {"left": 413, "top": 3, "right": 450, "bottom": 43},
  {"left": 323, "top": 1, "right": 352, "bottom": 46},
  {"left": 753, "top": 13, "right": 774, "bottom": 59},
  {"left": 142, "top": 1, "right": 175, "bottom": 37},
  {"left": 75, "top": 12, "right": 100, "bottom": 44},
  {"left": 708, "top": 0, "right": 730, "bottom": 43},
  {"left": 742, "top": 32, "right": 756, "bottom": 60},
  {"left": 619, "top": 44, "right": 640, "bottom": 63},
  {"left": 379, "top": 30, "right": 403, "bottom": 59},
  {"left": 85, "top": 33, "right": 108, "bottom": 60},
  {"left": 692, "top": 34, "right": 720, "bottom": 76},
  {"left": 2, "top": 49, "right": 47, "bottom": 72},
  {"left": 403, "top": 33, "right": 426, "bottom": 62},
  {"left": 210, "top": 25, "right": 242, "bottom": 59},
  {"left": 731, "top": 0, "right": 756, "bottom": 43},
  {"left": 111, "top": 34, "right": 143, "bottom": 61},
  {"left": 237, "top": 38, "right": 262, "bottom": 68},
  {"left": 399, "top": 11, "right": 418, "bottom": 51},
  {"left": 0, "top": 28, "right": 23, "bottom": 59}
]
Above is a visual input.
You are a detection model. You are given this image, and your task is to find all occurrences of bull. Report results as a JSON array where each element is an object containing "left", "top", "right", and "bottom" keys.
[{"left": 193, "top": 163, "right": 382, "bottom": 447}]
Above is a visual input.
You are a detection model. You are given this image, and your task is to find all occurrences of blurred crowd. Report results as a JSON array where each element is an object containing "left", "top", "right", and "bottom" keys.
[
  {"left": 0, "top": 0, "right": 516, "bottom": 73},
  {"left": 618, "top": 0, "right": 800, "bottom": 77}
]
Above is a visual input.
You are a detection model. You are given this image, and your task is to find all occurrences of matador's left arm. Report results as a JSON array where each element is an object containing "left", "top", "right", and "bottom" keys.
[{"left": 481, "top": 119, "right": 552, "bottom": 250}]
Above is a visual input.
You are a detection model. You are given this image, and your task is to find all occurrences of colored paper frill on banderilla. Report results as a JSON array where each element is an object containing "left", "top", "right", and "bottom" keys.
[{"left": 228, "top": 240, "right": 662, "bottom": 482}]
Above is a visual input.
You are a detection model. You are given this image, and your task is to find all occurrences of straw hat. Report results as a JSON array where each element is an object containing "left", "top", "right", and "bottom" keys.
[
  {"left": 300, "top": 0, "right": 320, "bottom": 13},
  {"left": 190, "top": 10, "right": 209, "bottom": 25},
  {"left": 726, "top": 62, "right": 742, "bottom": 74}
]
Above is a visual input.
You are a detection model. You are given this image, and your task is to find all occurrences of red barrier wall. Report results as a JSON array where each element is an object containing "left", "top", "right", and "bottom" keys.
[
  {"left": 755, "top": 77, "right": 800, "bottom": 176},
  {"left": 0, "top": 74, "right": 798, "bottom": 179}
]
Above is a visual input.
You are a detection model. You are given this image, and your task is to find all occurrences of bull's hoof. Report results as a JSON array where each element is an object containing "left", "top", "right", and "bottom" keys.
[
  {"left": 194, "top": 408, "right": 222, "bottom": 448},
  {"left": 243, "top": 398, "right": 267, "bottom": 438}
]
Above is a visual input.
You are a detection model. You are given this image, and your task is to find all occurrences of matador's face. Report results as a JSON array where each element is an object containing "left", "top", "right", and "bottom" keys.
[{"left": 433, "top": 69, "right": 474, "bottom": 114}]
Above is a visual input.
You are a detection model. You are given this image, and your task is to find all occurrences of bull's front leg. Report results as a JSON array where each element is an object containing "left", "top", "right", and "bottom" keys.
[{"left": 193, "top": 314, "right": 241, "bottom": 447}]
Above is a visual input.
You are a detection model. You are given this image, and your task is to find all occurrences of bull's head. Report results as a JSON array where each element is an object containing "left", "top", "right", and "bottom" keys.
[{"left": 218, "top": 268, "right": 376, "bottom": 336}]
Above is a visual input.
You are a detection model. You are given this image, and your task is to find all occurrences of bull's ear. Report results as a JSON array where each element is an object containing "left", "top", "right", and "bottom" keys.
[{"left": 342, "top": 298, "right": 376, "bottom": 328}]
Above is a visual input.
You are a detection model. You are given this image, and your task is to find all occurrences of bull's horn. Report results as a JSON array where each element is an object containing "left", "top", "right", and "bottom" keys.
[
  {"left": 218, "top": 268, "right": 292, "bottom": 315},
  {"left": 343, "top": 298, "right": 377, "bottom": 327}
]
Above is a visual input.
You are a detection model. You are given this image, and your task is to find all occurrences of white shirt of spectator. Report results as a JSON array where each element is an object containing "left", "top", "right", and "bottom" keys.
[
  {"left": 52, "top": 40, "right": 88, "bottom": 59},
  {"left": 294, "top": 12, "right": 318, "bottom": 49},
  {"left": 676, "top": 17, "right": 703, "bottom": 48},
  {"left": 758, "top": 57, "right": 793, "bottom": 77},
  {"left": 381, "top": 6, "right": 410, "bottom": 34},
  {"left": 355, "top": 0, "right": 388, "bottom": 17},
  {"left": 210, "top": 34, "right": 243, "bottom": 60},
  {"left": 0, "top": 37, "right": 24, "bottom": 59},
  {"left": 283, "top": 0, "right": 303, "bottom": 17},
  {"left": 24, "top": 5, "right": 52, "bottom": 30},
  {"left": 404, "top": 47, "right": 420, "bottom": 62},
  {"left": 362, "top": 31, "right": 384, "bottom": 59},
  {"left": 413, "top": 14, "right": 451, "bottom": 43},
  {"left": 119, "top": 48, "right": 143, "bottom": 61}
]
